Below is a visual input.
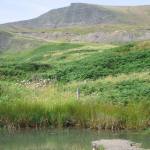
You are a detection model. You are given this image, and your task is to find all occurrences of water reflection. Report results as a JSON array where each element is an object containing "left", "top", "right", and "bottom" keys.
[{"left": 0, "top": 129, "right": 149, "bottom": 150}]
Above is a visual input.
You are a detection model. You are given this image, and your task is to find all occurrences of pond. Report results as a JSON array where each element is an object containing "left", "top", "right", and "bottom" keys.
[{"left": 0, "top": 129, "right": 150, "bottom": 150}]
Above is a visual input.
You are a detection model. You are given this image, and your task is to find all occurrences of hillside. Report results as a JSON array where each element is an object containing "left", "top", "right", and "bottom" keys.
[
  {"left": 0, "top": 3, "right": 150, "bottom": 130},
  {"left": 0, "top": 30, "right": 47, "bottom": 52},
  {"left": 0, "top": 41, "right": 150, "bottom": 129},
  {"left": 0, "top": 3, "right": 150, "bottom": 46},
  {"left": 2, "top": 3, "right": 150, "bottom": 29},
  {"left": 0, "top": 40, "right": 149, "bottom": 83}
]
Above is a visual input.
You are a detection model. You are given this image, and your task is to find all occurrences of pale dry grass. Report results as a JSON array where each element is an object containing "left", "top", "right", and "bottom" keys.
[{"left": 67, "top": 71, "right": 150, "bottom": 88}]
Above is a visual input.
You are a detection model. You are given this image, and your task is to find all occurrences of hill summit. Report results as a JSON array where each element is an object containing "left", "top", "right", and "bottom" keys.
[{"left": 2, "top": 3, "right": 150, "bottom": 29}]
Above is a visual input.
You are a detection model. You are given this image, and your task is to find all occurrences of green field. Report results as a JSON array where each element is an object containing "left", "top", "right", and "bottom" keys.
[{"left": 0, "top": 40, "right": 150, "bottom": 130}]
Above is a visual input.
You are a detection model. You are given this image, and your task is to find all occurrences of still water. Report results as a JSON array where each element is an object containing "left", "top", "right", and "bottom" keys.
[{"left": 0, "top": 129, "right": 150, "bottom": 150}]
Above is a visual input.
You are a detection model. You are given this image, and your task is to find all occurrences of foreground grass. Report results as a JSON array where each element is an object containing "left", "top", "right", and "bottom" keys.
[{"left": 0, "top": 82, "right": 149, "bottom": 130}]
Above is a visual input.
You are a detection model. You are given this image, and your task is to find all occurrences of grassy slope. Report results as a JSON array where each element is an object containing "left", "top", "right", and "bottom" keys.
[
  {"left": 0, "top": 40, "right": 150, "bottom": 129},
  {"left": 0, "top": 41, "right": 149, "bottom": 82},
  {"left": 0, "top": 42, "right": 115, "bottom": 80},
  {"left": 0, "top": 30, "right": 47, "bottom": 52},
  {"left": 34, "top": 24, "right": 150, "bottom": 35}
]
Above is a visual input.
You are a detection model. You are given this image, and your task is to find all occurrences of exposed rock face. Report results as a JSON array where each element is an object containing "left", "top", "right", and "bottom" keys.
[
  {"left": 79, "top": 31, "right": 150, "bottom": 43},
  {"left": 14, "top": 29, "right": 150, "bottom": 44}
]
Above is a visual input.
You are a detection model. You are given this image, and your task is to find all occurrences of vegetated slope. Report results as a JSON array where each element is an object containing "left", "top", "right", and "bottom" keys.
[
  {"left": 1, "top": 3, "right": 150, "bottom": 29},
  {"left": 1, "top": 40, "right": 149, "bottom": 104},
  {"left": 0, "top": 30, "right": 47, "bottom": 52},
  {"left": 0, "top": 41, "right": 149, "bottom": 82},
  {"left": 0, "top": 31, "right": 13, "bottom": 52},
  {"left": 49, "top": 43, "right": 149, "bottom": 82},
  {"left": 0, "top": 41, "right": 150, "bottom": 130}
]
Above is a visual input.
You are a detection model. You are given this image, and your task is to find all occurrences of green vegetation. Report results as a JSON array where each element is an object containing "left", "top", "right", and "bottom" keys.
[
  {"left": 0, "top": 30, "right": 46, "bottom": 53},
  {"left": 37, "top": 24, "right": 150, "bottom": 35},
  {"left": 99, "top": 146, "right": 105, "bottom": 150},
  {"left": 49, "top": 43, "right": 150, "bottom": 82},
  {"left": 0, "top": 81, "right": 149, "bottom": 129},
  {"left": 0, "top": 42, "right": 114, "bottom": 80},
  {"left": 66, "top": 72, "right": 150, "bottom": 103},
  {"left": 0, "top": 40, "right": 150, "bottom": 130}
]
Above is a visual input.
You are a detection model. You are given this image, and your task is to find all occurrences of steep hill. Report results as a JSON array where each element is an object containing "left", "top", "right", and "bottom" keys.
[
  {"left": 1, "top": 3, "right": 150, "bottom": 29},
  {"left": 0, "top": 3, "right": 150, "bottom": 47}
]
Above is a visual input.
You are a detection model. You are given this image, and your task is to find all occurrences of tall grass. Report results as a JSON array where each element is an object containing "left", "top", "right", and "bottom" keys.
[{"left": 0, "top": 82, "right": 149, "bottom": 130}]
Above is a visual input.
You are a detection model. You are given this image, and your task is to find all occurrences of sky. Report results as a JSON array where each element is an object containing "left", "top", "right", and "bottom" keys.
[{"left": 0, "top": 0, "right": 150, "bottom": 24}]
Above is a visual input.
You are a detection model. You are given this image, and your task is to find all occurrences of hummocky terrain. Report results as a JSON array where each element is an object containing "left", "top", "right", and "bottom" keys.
[{"left": 0, "top": 3, "right": 150, "bottom": 52}]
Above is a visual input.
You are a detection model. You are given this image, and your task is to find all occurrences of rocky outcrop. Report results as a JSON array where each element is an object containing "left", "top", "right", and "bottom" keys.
[
  {"left": 92, "top": 139, "right": 145, "bottom": 150},
  {"left": 15, "top": 29, "right": 150, "bottom": 44}
]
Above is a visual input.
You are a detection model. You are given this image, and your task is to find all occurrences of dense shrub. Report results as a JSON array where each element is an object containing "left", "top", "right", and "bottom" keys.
[{"left": 49, "top": 45, "right": 150, "bottom": 81}]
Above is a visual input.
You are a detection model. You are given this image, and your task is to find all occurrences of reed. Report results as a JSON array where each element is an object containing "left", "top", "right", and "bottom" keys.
[{"left": 0, "top": 82, "right": 149, "bottom": 130}]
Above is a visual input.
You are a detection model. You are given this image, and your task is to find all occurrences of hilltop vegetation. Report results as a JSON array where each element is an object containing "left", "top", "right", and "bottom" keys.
[{"left": 0, "top": 40, "right": 150, "bottom": 129}]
